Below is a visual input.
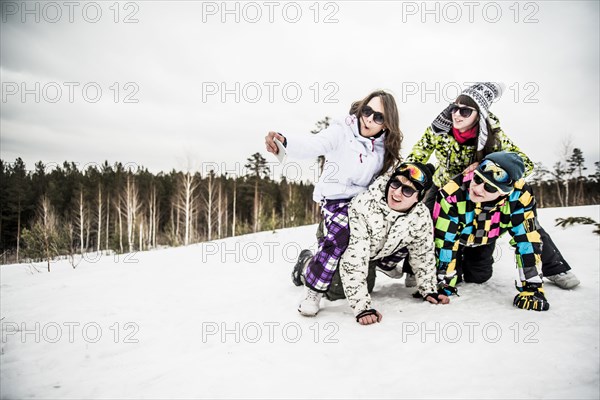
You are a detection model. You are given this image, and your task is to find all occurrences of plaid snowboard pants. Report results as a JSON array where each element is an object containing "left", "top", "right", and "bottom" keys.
[{"left": 304, "top": 199, "right": 351, "bottom": 293}]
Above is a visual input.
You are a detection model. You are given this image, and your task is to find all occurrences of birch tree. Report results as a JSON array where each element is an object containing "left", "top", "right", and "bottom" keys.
[
  {"left": 175, "top": 171, "right": 199, "bottom": 246},
  {"left": 244, "top": 153, "right": 270, "bottom": 233},
  {"left": 148, "top": 183, "right": 159, "bottom": 248},
  {"left": 121, "top": 174, "right": 141, "bottom": 253},
  {"left": 201, "top": 170, "right": 218, "bottom": 241},
  {"left": 96, "top": 183, "right": 103, "bottom": 252},
  {"left": 21, "top": 196, "right": 65, "bottom": 271},
  {"left": 73, "top": 188, "right": 87, "bottom": 254},
  {"left": 232, "top": 179, "right": 237, "bottom": 237}
]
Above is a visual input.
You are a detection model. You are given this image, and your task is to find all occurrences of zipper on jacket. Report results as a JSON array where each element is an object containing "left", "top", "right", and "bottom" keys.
[{"left": 359, "top": 137, "right": 377, "bottom": 163}]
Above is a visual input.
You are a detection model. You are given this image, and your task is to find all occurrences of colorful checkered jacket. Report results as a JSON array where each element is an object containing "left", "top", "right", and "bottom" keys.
[
  {"left": 433, "top": 172, "right": 543, "bottom": 287},
  {"left": 406, "top": 113, "right": 535, "bottom": 188}
]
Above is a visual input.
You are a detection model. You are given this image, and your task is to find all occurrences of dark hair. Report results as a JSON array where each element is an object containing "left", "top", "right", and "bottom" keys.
[
  {"left": 455, "top": 94, "right": 501, "bottom": 161},
  {"left": 349, "top": 90, "right": 403, "bottom": 176}
]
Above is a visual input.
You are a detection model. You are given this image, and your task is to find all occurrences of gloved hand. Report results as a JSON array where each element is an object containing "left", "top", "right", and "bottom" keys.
[
  {"left": 513, "top": 282, "right": 550, "bottom": 311},
  {"left": 438, "top": 284, "right": 458, "bottom": 297},
  {"left": 437, "top": 272, "right": 459, "bottom": 296},
  {"left": 424, "top": 293, "right": 450, "bottom": 304},
  {"left": 437, "top": 281, "right": 459, "bottom": 297},
  {"left": 355, "top": 309, "right": 382, "bottom": 325}
]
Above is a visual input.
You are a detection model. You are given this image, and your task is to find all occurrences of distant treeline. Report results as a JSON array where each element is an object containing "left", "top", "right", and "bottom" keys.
[
  {"left": 1, "top": 147, "right": 599, "bottom": 266},
  {"left": 526, "top": 147, "right": 600, "bottom": 208},
  {"left": 0, "top": 154, "right": 318, "bottom": 266}
]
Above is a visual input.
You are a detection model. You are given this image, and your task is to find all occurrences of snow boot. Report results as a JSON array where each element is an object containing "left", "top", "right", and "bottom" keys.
[
  {"left": 292, "top": 249, "right": 313, "bottom": 287},
  {"left": 545, "top": 271, "right": 580, "bottom": 289},
  {"left": 298, "top": 288, "right": 322, "bottom": 317}
]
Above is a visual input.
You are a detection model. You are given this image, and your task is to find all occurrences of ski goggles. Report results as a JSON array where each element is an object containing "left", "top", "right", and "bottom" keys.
[
  {"left": 448, "top": 104, "right": 477, "bottom": 118},
  {"left": 397, "top": 163, "right": 428, "bottom": 186},
  {"left": 360, "top": 105, "right": 385, "bottom": 125},
  {"left": 478, "top": 159, "right": 512, "bottom": 184},
  {"left": 389, "top": 180, "right": 418, "bottom": 197}
]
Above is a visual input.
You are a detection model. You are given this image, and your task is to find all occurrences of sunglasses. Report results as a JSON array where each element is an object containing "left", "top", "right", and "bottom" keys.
[
  {"left": 389, "top": 180, "right": 418, "bottom": 197},
  {"left": 448, "top": 104, "right": 477, "bottom": 118},
  {"left": 397, "top": 163, "right": 427, "bottom": 184},
  {"left": 360, "top": 105, "right": 385, "bottom": 125},
  {"left": 473, "top": 172, "right": 501, "bottom": 194}
]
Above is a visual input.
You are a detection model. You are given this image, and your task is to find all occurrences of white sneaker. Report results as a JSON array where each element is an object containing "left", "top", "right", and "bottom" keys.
[
  {"left": 376, "top": 266, "right": 404, "bottom": 279},
  {"left": 298, "top": 288, "right": 322, "bottom": 317},
  {"left": 405, "top": 274, "right": 417, "bottom": 288},
  {"left": 545, "top": 271, "right": 580, "bottom": 289}
]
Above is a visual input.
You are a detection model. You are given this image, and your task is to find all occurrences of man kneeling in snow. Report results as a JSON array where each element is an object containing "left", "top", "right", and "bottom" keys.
[
  {"left": 339, "top": 162, "right": 450, "bottom": 325},
  {"left": 434, "top": 152, "right": 551, "bottom": 311}
]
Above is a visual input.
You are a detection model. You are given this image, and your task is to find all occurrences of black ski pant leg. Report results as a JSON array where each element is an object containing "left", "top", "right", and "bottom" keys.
[
  {"left": 539, "top": 227, "right": 572, "bottom": 276},
  {"left": 325, "top": 261, "right": 376, "bottom": 301},
  {"left": 325, "top": 268, "right": 346, "bottom": 301},
  {"left": 525, "top": 185, "right": 572, "bottom": 276},
  {"left": 461, "top": 244, "right": 495, "bottom": 284},
  {"left": 402, "top": 184, "right": 439, "bottom": 275}
]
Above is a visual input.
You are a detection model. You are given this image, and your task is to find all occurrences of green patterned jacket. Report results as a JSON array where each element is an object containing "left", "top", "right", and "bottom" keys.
[{"left": 407, "top": 113, "right": 535, "bottom": 188}]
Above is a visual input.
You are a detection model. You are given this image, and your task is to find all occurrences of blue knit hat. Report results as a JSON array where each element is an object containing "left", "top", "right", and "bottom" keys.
[{"left": 475, "top": 152, "right": 525, "bottom": 194}]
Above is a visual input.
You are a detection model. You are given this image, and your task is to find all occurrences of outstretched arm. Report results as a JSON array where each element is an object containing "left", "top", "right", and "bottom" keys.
[{"left": 265, "top": 122, "right": 344, "bottom": 160}]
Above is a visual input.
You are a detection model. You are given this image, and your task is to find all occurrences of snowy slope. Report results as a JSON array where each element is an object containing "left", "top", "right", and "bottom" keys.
[{"left": 1, "top": 206, "right": 599, "bottom": 399}]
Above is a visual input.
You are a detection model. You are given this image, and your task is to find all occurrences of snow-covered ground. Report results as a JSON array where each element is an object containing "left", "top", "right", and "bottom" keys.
[{"left": 1, "top": 206, "right": 599, "bottom": 399}]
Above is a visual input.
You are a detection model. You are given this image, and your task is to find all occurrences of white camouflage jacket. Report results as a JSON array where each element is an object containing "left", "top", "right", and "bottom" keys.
[
  {"left": 284, "top": 114, "right": 385, "bottom": 202},
  {"left": 339, "top": 174, "right": 438, "bottom": 316}
]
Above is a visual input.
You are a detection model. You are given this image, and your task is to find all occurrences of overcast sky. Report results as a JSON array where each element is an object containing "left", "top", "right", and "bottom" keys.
[{"left": 1, "top": 0, "right": 598, "bottom": 181}]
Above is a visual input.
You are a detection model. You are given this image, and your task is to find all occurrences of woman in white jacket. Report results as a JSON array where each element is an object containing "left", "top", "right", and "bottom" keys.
[
  {"left": 265, "top": 90, "right": 402, "bottom": 316},
  {"left": 339, "top": 162, "right": 450, "bottom": 325}
]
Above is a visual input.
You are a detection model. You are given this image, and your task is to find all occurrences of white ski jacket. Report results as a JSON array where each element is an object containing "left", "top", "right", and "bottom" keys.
[
  {"left": 284, "top": 114, "right": 386, "bottom": 202},
  {"left": 339, "top": 174, "right": 438, "bottom": 316}
]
